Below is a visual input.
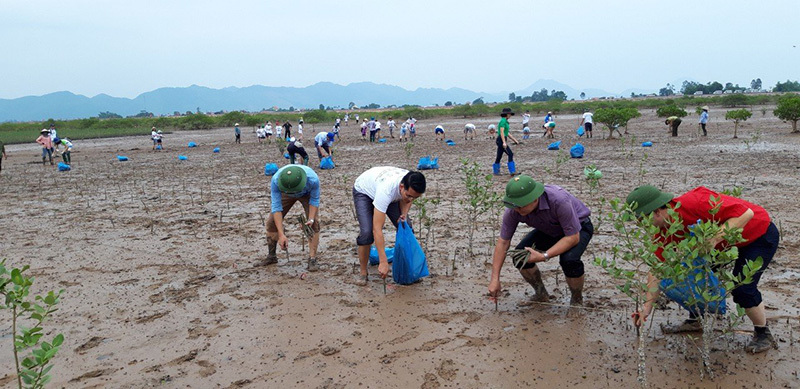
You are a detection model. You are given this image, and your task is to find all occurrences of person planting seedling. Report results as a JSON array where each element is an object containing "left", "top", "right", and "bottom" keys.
[
  {"left": 626, "top": 185, "right": 779, "bottom": 353},
  {"left": 262, "top": 165, "right": 321, "bottom": 271},
  {"left": 352, "top": 166, "right": 426, "bottom": 285},
  {"left": 488, "top": 175, "right": 594, "bottom": 306},
  {"left": 314, "top": 131, "right": 335, "bottom": 162}
]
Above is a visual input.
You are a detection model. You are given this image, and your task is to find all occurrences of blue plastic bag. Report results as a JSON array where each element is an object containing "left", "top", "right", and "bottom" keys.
[
  {"left": 264, "top": 163, "right": 278, "bottom": 176},
  {"left": 547, "top": 141, "right": 561, "bottom": 150},
  {"left": 577, "top": 126, "right": 585, "bottom": 137},
  {"left": 660, "top": 258, "right": 727, "bottom": 316},
  {"left": 213, "top": 147, "right": 220, "bottom": 153},
  {"left": 188, "top": 142, "right": 197, "bottom": 148},
  {"left": 570, "top": 143, "right": 585, "bottom": 158},
  {"left": 178, "top": 155, "right": 188, "bottom": 161},
  {"left": 284, "top": 152, "right": 290, "bottom": 159},
  {"left": 369, "top": 246, "right": 395, "bottom": 266},
  {"left": 116, "top": 156, "right": 128, "bottom": 161},
  {"left": 379, "top": 138, "right": 388, "bottom": 143},
  {"left": 417, "top": 156, "right": 439, "bottom": 170},
  {"left": 392, "top": 221, "right": 430, "bottom": 285},
  {"left": 320, "top": 156, "right": 335, "bottom": 170},
  {"left": 642, "top": 141, "right": 653, "bottom": 147},
  {"left": 57, "top": 162, "right": 71, "bottom": 171},
  {"left": 445, "top": 140, "right": 456, "bottom": 146}
]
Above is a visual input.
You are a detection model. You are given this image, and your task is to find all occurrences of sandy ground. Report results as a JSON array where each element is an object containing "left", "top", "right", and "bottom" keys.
[{"left": 1, "top": 107, "right": 799, "bottom": 388}]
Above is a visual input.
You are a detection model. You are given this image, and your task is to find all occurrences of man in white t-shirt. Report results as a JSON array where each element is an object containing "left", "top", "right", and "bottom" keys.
[
  {"left": 352, "top": 167, "right": 427, "bottom": 283},
  {"left": 314, "top": 131, "right": 335, "bottom": 160},
  {"left": 522, "top": 110, "right": 531, "bottom": 129},
  {"left": 579, "top": 110, "right": 594, "bottom": 138}
]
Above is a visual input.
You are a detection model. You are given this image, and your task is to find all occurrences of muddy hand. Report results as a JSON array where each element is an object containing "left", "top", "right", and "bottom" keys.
[
  {"left": 488, "top": 279, "right": 501, "bottom": 298},
  {"left": 278, "top": 236, "right": 289, "bottom": 250},
  {"left": 378, "top": 262, "right": 390, "bottom": 279},
  {"left": 631, "top": 311, "right": 646, "bottom": 327}
]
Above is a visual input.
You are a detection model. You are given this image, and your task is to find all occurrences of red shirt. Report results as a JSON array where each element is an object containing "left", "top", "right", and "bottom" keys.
[{"left": 654, "top": 186, "right": 770, "bottom": 260}]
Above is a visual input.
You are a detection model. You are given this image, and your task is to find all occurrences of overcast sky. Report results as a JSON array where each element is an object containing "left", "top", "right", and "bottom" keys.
[{"left": 2, "top": 0, "right": 798, "bottom": 99}]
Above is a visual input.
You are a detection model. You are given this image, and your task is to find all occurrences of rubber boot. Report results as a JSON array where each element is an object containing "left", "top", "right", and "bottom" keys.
[
  {"left": 519, "top": 266, "right": 549, "bottom": 302},
  {"left": 508, "top": 161, "right": 517, "bottom": 176},
  {"left": 259, "top": 237, "right": 278, "bottom": 266},
  {"left": 492, "top": 163, "right": 500, "bottom": 175}
]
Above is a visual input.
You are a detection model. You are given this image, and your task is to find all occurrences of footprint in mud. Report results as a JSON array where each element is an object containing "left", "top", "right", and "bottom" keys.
[
  {"left": 69, "top": 368, "right": 117, "bottom": 383},
  {"left": 197, "top": 360, "right": 217, "bottom": 377},
  {"left": 388, "top": 331, "right": 420, "bottom": 345},
  {"left": 435, "top": 359, "right": 458, "bottom": 381},
  {"left": 421, "top": 373, "right": 440, "bottom": 389},
  {"left": 75, "top": 336, "right": 106, "bottom": 354}
]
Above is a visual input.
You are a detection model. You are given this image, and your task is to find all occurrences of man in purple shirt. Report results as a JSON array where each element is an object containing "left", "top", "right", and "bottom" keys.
[{"left": 488, "top": 175, "right": 593, "bottom": 305}]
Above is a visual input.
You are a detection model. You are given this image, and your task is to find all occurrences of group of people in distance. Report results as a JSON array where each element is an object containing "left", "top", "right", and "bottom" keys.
[
  {"left": 35, "top": 125, "right": 74, "bottom": 166},
  {"left": 264, "top": 106, "right": 779, "bottom": 355}
]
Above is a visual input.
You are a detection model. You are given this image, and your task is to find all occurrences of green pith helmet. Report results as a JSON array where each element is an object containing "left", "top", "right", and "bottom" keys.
[
  {"left": 503, "top": 175, "right": 544, "bottom": 208},
  {"left": 277, "top": 166, "right": 307, "bottom": 193},
  {"left": 625, "top": 185, "right": 674, "bottom": 215}
]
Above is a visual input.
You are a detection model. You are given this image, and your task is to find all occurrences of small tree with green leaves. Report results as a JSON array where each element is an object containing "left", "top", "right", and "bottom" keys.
[
  {"left": 1, "top": 260, "right": 65, "bottom": 388},
  {"left": 655, "top": 105, "right": 688, "bottom": 119},
  {"left": 596, "top": 197, "right": 765, "bottom": 381},
  {"left": 724, "top": 109, "right": 752, "bottom": 138},
  {"left": 773, "top": 94, "right": 800, "bottom": 133},
  {"left": 594, "top": 107, "right": 641, "bottom": 138},
  {"left": 459, "top": 158, "right": 502, "bottom": 258}
]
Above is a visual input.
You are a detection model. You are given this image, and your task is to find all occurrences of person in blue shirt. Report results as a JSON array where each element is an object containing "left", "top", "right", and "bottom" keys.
[
  {"left": 263, "top": 165, "right": 321, "bottom": 271},
  {"left": 314, "top": 131, "right": 335, "bottom": 161},
  {"left": 234, "top": 123, "right": 241, "bottom": 144},
  {"left": 699, "top": 106, "right": 709, "bottom": 136}
]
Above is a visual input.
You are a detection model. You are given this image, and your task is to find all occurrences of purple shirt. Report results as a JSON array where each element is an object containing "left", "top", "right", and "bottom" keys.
[{"left": 500, "top": 185, "right": 591, "bottom": 240}]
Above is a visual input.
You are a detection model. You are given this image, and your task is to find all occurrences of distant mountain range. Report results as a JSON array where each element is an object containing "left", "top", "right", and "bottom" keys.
[{"left": 0, "top": 80, "right": 654, "bottom": 122}]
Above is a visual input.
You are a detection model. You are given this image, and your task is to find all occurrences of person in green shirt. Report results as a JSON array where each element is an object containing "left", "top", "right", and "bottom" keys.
[
  {"left": 493, "top": 107, "right": 520, "bottom": 175},
  {"left": 0, "top": 140, "right": 6, "bottom": 173},
  {"left": 665, "top": 116, "right": 682, "bottom": 137}
]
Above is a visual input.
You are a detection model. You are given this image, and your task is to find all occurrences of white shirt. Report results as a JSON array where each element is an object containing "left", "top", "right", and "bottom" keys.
[
  {"left": 522, "top": 113, "right": 530, "bottom": 124},
  {"left": 387, "top": 120, "right": 396, "bottom": 129},
  {"left": 314, "top": 132, "right": 331, "bottom": 147},
  {"left": 465, "top": 123, "right": 476, "bottom": 131},
  {"left": 257, "top": 128, "right": 266, "bottom": 137},
  {"left": 375, "top": 121, "right": 381, "bottom": 129},
  {"left": 298, "top": 124, "right": 303, "bottom": 134},
  {"left": 151, "top": 130, "right": 158, "bottom": 139},
  {"left": 582, "top": 112, "right": 593, "bottom": 124},
  {"left": 354, "top": 166, "right": 408, "bottom": 213},
  {"left": 50, "top": 129, "right": 57, "bottom": 140}
]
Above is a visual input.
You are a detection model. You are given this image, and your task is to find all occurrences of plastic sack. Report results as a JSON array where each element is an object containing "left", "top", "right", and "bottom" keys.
[
  {"left": 417, "top": 156, "right": 439, "bottom": 170},
  {"left": 547, "top": 121, "right": 556, "bottom": 128},
  {"left": 320, "top": 156, "right": 335, "bottom": 170},
  {"left": 570, "top": 143, "right": 585, "bottom": 158},
  {"left": 188, "top": 142, "right": 197, "bottom": 148},
  {"left": 284, "top": 152, "right": 290, "bottom": 159},
  {"left": 642, "top": 141, "right": 653, "bottom": 147},
  {"left": 369, "top": 246, "right": 395, "bottom": 266},
  {"left": 116, "top": 156, "right": 128, "bottom": 161},
  {"left": 264, "top": 163, "right": 278, "bottom": 176},
  {"left": 379, "top": 138, "right": 388, "bottom": 143},
  {"left": 178, "top": 155, "right": 188, "bottom": 161},
  {"left": 660, "top": 258, "right": 727, "bottom": 316},
  {"left": 213, "top": 147, "right": 220, "bottom": 153},
  {"left": 577, "top": 126, "right": 585, "bottom": 137},
  {"left": 445, "top": 140, "right": 456, "bottom": 146},
  {"left": 57, "top": 162, "right": 71, "bottom": 171},
  {"left": 392, "top": 221, "right": 430, "bottom": 285},
  {"left": 547, "top": 141, "right": 561, "bottom": 150}
]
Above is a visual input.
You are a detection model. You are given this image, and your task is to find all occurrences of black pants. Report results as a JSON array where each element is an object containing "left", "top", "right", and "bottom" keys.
[
  {"left": 514, "top": 219, "right": 594, "bottom": 278},
  {"left": 287, "top": 143, "right": 308, "bottom": 164},
  {"left": 671, "top": 119, "right": 682, "bottom": 137},
  {"left": 730, "top": 222, "right": 779, "bottom": 308},
  {"left": 235, "top": 134, "right": 241, "bottom": 143},
  {"left": 494, "top": 136, "right": 513, "bottom": 164},
  {"left": 700, "top": 123, "right": 707, "bottom": 136}
]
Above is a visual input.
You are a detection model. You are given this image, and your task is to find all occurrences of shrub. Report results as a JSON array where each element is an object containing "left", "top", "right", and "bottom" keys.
[
  {"left": 655, "top": 105, "right": 688, "bottom": 118},
  {"left": 773, "top": 94, "right": 800, "bottom": 133},
  {"left": 724, "top": 109, "right": 752, "bottom": 138}
]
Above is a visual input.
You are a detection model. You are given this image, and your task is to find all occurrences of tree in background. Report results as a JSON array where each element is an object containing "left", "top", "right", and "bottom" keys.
[
  {"left": 508, "top": 92, "right": 516, "bottom": 102},
  {"left": 720, "top": 93, "right": 749, "bottom": 107},
  {"left": 724, "top": 109, "right": 752, "bottom": 138},
  {"left": 472, "top": 97, "right": 485, "bottom": 105},
  {"left": 680, "top": 81, "right": 724, "bottom": 95},
  {"left": 773, "top": 80, "right": 800, "bottom": 92},
  {"left": 348, "top": 102, "right": 356, "bottom": 109},
  {"left": 750, "top": 78, "right": 762, "bottom": 91},
  {"left": 98, "top": 111, "right": 122, "bottom": 119},
  {"left": 580, "top": 92, "right": 586, "bottom": 99},
  {"left": 659, "top": 83, "right": 675, "bottom": 96},
  {"left": 656, "top": 105, "right": 688, "bottom": 119},
  {"left": 319, "top": 104, "right": 325, "bottom": 110},
  {"left": 594, "top": 107, "right": 641, "bottom": 138},
  {"left": 444, "top": 101, "right": 453, "bottom": 107},
  {"left": 773, "top": 94, "right": 800, "bottom": 133}
]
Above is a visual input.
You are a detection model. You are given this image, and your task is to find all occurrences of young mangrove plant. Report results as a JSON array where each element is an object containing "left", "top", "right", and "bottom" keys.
[
  {"left": 0, "top": 259, "right": 65, "bottom": 389},
  {"left": 459, "top": 158, "right": 501, "bottom": 258}
]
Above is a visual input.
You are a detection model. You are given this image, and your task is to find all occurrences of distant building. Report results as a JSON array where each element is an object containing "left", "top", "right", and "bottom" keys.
[
  {"left": 693, "top": 91, "right": 704, "bottom": 95},
  {"left": 712, "top": 90, "right": 724, "bottom": 95}
]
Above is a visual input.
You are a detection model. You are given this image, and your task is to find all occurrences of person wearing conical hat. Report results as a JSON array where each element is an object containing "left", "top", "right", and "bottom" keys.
[
  {"left": 699, "top": 106, "right": 709, "bottom": 136},
  {"left": 488, "top": 175, "right": 593, "bottom": 306},
  {"left": 263, "top": 165, "right": 321, "bottom": 271},
  {"left": 625, "top": 185, "right": 778, "bottom": 353},
  {"left": 36, "top": 129, "right": 54, "bottom": 166}
]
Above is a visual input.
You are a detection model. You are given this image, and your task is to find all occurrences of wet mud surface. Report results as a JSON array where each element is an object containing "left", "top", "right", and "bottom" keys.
[{"left": 1, "top": 107, "right": 799, "bottom": 388}]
